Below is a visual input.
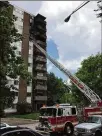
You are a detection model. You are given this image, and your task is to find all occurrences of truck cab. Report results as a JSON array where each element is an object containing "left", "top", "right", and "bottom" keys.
[{"left": 74, "top": 115, "right": 102, "bottom": 136}]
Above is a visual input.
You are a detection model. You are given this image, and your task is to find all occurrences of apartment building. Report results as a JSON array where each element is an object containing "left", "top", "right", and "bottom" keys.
[{"left": 0, "top": 1, "right": 47, "bottom": 111}]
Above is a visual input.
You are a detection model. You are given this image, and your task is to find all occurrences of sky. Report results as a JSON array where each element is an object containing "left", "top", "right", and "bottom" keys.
[{"left": 10, "top": 1, "right": 101, "bottom": 81}]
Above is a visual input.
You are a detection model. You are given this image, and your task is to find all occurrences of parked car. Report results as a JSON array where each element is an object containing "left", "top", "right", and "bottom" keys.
[
  {"left": 0, "top": 127, "right": 47, "bottom": 136},
  {"left": 74, "top": 115, "right": 102, "bottom": 136},
  {"left": 0, "top": 123, "right": 17, "bottom": 129}
]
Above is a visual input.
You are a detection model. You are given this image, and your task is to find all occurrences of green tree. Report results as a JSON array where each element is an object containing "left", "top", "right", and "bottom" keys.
[
  {"left": 47, "top": 72, "right": 68, "bottom": 105},
  {"left": 71, "top": 53, "right": 102, "bottom": 106},
  {"left": 94, "top": 1, "right": 102, "bottom": 22},
  {"left": 60, "top": 92, "right": 78, "bottom": 105},
  {"left": 0, "top": 6, "right": 31, "bottom": 115}
]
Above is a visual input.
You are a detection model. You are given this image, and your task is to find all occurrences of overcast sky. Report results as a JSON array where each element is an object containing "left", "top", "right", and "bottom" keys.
[{"left": 10, "top": 1, "right": 101, "bottom": 81}]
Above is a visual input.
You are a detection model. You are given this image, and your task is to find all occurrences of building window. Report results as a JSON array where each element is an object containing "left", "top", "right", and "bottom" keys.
[
  {"left": 28, "top": 63, "right": 32, "bottom": 67},
  {"left": 27, "top": 92, "right": 31, "bottom": 96},
  {"left": 30, "top": 18, "right": 32, "bottom": 23},
  {"left": 19, "top": 51, "right": 21, "bottom": 55},
  {"left": 15, "top": 24, "right": 18, "bottom": 29},
  {"left": 29, "top": 41, "right": 33, "bottom": 46},
  {"left": 18, "top": 25, "right": 23, "bottom": 30},
  {"left": 15, "top": 92, "right": 18, "bottom": 96},
  {"left": 27, "top": 81, "right": 32, "bottom": 86},
  {"left": 14, "top": 80, "right": 19, "bottom": 85},
  {"left": 17, "top": 18, "right": 23, "bottom": 22},
  {"left": 16, "top": 51, "right": 21, "bottom": 56},
  {"left": 15, "top": 41, "right": 22, "bottom": 47},
  {"left": 29, "top": 54, "right": 32, "bottom": 58},
  {"left": 14, "top": 7, "right": 23, "bottom": 15},
  {"left": 15, "top": 23, "right": 23, "bottom": 31},
  {"left": 16, "top": 51, "right": 19, "bottom": 55},
  {"left": 29, "top": 45, "right": 32, "bottom": 50}
]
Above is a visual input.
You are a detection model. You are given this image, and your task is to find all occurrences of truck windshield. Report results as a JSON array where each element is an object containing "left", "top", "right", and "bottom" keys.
[
  {"left": 40, "top": 108, "right": 56, "bottom": 117},
  {"left": 87, "top": 116, "right": 101, "bottom": 124}
]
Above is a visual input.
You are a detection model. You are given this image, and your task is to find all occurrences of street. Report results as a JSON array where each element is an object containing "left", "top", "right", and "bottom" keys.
[
  {"left": 19, "top": 123, "right": 71, "bottom": 136},
  {"left": 19, "top": 123, "right": 50, "bottom": 136},
  {"left": 19, "top": 123, "right": 38, "bottom": 131}
]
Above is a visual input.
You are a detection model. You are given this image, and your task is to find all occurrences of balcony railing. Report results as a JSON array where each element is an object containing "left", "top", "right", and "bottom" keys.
[
  {"left": 35, "top": 66, "right": 46, "bottom": 71},
  {"left": 35, "top": 56, "right": 46, "bottom": 62},
  {"left": 35, "top": 96, "right": 47, "bottom": 101},
  {"left": 36, "top": 40, "right": 46, "bottom": 46},
  {"left": 34, "top": 75, "right": 47, "bottom": 80},
  {"left": 35, "top": 85, "right": 47, "bottom": 90}
]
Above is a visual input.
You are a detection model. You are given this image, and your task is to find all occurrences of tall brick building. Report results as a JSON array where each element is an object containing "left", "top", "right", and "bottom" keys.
[{"left": 0, "top": 1, "right": 47, "bottom": 111}]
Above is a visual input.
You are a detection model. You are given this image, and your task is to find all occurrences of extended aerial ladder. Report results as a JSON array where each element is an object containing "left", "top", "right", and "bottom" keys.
[{"left": 33, "top": 40, "right": 102, "bottom": 106}]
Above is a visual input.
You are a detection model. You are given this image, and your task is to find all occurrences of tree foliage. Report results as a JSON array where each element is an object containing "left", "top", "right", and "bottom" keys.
[
  {"left": 60, "top": 92, "right": 78, "bottom": 105},
  {"left": 0, "top": 6, "right": 31, "bottom": 113},
  {"left": 94, "top": 1, "right": 102, "bottom": 22},
  {"left": 71, "top": 53, "right": 102, "bottom": 106},
  {"left": 47, "top": 72, "right": 69, "bottom": 105}
]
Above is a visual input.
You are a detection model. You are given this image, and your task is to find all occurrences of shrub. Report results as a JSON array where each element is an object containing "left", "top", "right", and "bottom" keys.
[
  {"left": 0, "top": 109, "right": 5, "bottom": 117},
  {"left": 17, "top": 102, "right": 32, "bottom": 114}
]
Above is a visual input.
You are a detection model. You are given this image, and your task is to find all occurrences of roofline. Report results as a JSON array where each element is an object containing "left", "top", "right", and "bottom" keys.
[{"left": 9, "top": 1, "right": 35, "bottom": 17}]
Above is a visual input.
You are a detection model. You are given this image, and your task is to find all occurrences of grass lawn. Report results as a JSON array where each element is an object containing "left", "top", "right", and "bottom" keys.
[{"left": 9, "top": 113, "right": 40, "bottom": 120}]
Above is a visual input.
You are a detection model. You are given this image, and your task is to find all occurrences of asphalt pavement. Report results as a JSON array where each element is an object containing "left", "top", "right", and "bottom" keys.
[
  {"left": 19, "top": 123, "right": 38, "bottom": 130},
  {"left": 19, "top": 123, "right": 50, "bottom": 136},
  {"left": 19, "top": 124, "right": 70, "bottom": 136}
]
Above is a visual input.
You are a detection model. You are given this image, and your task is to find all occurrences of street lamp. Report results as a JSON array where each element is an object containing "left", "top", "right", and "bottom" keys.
[{"left": 64, "top": 1, "right": 90, "bottom": 22}]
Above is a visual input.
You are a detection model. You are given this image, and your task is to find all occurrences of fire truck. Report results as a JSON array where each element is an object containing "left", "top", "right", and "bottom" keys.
[
  {"left": 32, "top": 40, "right": 102, "bottom": 135},
  {"left": 36, "top": 103, "right": 78, "bottom": 136}
]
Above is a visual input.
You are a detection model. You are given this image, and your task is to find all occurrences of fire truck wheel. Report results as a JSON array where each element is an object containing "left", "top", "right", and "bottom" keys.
[
  {"left": 64, "top": 122, "right": 74, "bottom": 136},
  {"left": 95, "top": 130, "right": 102, "bottom": 136}
]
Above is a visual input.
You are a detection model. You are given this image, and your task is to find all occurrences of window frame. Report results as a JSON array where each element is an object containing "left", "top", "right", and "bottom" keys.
[
  {"left": 57, "top": 108, "right": 63, "bottom": 116},
  {"left": 71, "top": 107, "right": 76, "bottom": 115}
]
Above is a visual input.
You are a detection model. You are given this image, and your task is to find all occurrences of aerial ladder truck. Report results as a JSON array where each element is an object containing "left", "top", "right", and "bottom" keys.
[{"left": 32, "top": 40, "right": 102, "bottom": 135}]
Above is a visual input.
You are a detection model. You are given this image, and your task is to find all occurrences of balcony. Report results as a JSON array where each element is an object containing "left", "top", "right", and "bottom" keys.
[
  {"left": 35, "top": 66, "right": 46, "bottom": 71},
  {"left": 35, "top": 85, "right": 47, "bottom": 90},
  {"left": 34, "top": 14, "right": 46, "bottom": 25},
  {"left": 36, "top": 25, "right": 46, "bottom": 32},
  {"left": 35, "top": 96, "right": 47, "bottom": 101},
  {"left": 34, "top": 48, "right": 41, "bottom": 54},
  {"left": 36, "top": 40, "right": 46, "bottom": 46},
  {"left": 34, "top": 75, "right": 47, "bottom": 80},
  {"left": 35, "top": 32, "right": 46, "bottom": 40},
  {"left": 35, "top": 56, "right": 46, "bottom": 63}
]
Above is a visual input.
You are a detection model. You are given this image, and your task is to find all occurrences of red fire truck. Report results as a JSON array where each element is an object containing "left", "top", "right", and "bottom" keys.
[
  {"left": 33, "top": 40, "right": 102, "bottom": 135},
  {"left": 36, "top": 103, "right": 78, "bottom": 136}
]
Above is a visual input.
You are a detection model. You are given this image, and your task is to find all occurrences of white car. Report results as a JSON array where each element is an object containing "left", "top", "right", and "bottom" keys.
[
  {"left": 0, "top": 123, "right": 17, "bottom": 130},
  {"left": 74, "top": 115, "right": 102, "bottom": 136}
]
